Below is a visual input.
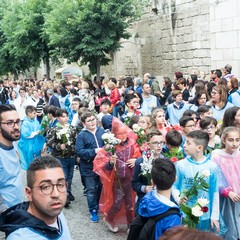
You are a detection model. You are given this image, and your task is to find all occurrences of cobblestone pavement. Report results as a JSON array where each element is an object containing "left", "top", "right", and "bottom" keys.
[{"left": 22, "top": 169, "right": 128, "bottom": 240}]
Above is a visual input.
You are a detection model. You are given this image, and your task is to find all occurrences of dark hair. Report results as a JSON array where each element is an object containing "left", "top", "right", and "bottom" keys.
[
  {"left": 175, "top": 72, "right": 183, "bottom": 80},
  {"left": 151, "top": 158, "right": 176, "bottom": 190},
  {"left": 146, "top": 130, "right": 162, "bottom": 142},
  {"left": 27, "top": 156, "right": 62, "bottom": 187},
  {"left": 160, "top": 226, "right": 222, "bottom": 240},
  {"left": 187, "top": 130, "right": 209, "bottom": 150},
  {"left": 42, "top": 105, "right": 50, "bottom": 115},
  {"left": 134, "top": 92, "right": 143, "bottom": 106},
  {"left": 221, "top": 106, "right": 240, "bottom": 132},
  {"left": 182, "top": 110, "right": 196, "bottom": 117},
  {"left": 56, "top": 108, "right": 68, "bottom": 117},
  {"left": 80, "top": 111, "right": 95, "bottom": 123},
  {"left": 25, "top": 105, "right": 37, "bottom": 115},
  {"left": 177, "top": 78, "right": 187, "bottom": 87},
  {"left": 165, "top": 130, "right": 182, "bottom": 147},
  {"left": 70, "top": 88, "right": 78, "bottom": 95},
  {"left": 215, "top": 69, "right": 222, "bottom": 78},
  {"left": 100, "top": 98, "right": 111, "bottom": 106},
  {"left": 124, "top": 93, "right": 138, "bottom": 105},
  {"left": 172, "top": 90, "right": 182, "bottom": 99},
  {"left": 163, "top": 77, "right": 172, "bottom": 89},
  {"left": 0, "top": 104, "right": 16, "bottom": 121},
  {"left": 229, "top": 77, "right": 238, "bottom": 90},
  {"left": 194, "top": 90, "right": 209, "bottom": 106},
  {"left": 72, "top": 97, "right": 81, "bottom": 104},
  {"left": 197, "top": 105, "right": 211, "bottom": 118},
  {"left": 200, "top": 116, "right": 217, "bottom": 129},
  {"left": 47, "top": 106, "right": 58, "bottom": 117},
  {"left": 125, "top": 76, "right": 134, "bottom": 88},
  {"left": 179, "top": 116, "right": 194, "bottom": 127},
  {"left": 218, "top": 77, "right": 227, "bottom": 86}
]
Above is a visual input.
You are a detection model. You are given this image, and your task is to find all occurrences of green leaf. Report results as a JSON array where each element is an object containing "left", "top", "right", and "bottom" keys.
[{"left": 180, "top": 204, "right": 192, "bottom": 215}]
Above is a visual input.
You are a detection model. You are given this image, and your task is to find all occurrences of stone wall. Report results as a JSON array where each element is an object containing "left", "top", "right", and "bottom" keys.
[{"left": 101, "top": 0, "right": 240, "bottom": 80}]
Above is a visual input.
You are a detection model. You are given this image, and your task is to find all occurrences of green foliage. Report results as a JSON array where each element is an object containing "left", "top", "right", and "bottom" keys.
[{"left": 45, "top": 0, "right": 141, "bottom": 76}]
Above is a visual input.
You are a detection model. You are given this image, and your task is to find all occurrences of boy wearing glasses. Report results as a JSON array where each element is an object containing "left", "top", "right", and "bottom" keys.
[
  {"left": 132, "top": 130, "right": 165, "bottom": 215},
  {"left": 75, "top": 111, "right": 104, "bottom": 223},
  {"left": 0, "top": 156, "right": 71, "bottom": 240}
]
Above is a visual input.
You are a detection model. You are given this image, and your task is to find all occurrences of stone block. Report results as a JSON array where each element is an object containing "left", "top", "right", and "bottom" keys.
[
  {"left": 215, "top": 0, "right": 238, "bottom": 20},
  {"left": 233, "top": 17, "right": 240, "bottom": 30},
  {"left": 215, "top": 31, "right": 238, "bottom": 48},
  {"left": 222, "top": 18, "right": 233, "bottom": 32},
  {"left": 192, "top": 41, "right": 201, "bottom": 49},
  {"left": 222, "top": 49, "right": 233, "bottom": 60},
  {"left": 233, "top": 49, "right": 240, "bottom": 60},
  {"left": 211, "top": 49, "right": 223, "bottom": 60},
  {"left": 201, "top": 40, "right": 211, "bottom": 49},
  {"left": 210, "top": 20, "right": 222, "bottom": 33}
]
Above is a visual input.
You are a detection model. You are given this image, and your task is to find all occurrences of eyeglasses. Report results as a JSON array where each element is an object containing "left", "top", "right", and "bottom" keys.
[
  {"left": 0, "top": 119, "right": 23, "bottom": 128},
  {"left": 185, "top": 124, "right": 196, "bottom": 128},
  {"left": 86, "top": 118, "right": 96, "bottom": 123},
  {"left": 205, "top": 125, "right": 215, "bottom": 131},
  {"left": 31, "top": 181, "right": 68, "bottom": 195},
  {"left": 211, "top": 91, "right": 219, "bottom": 95},
  {"left": 149, "top": 141, "right": 165, "bottom": 146}
]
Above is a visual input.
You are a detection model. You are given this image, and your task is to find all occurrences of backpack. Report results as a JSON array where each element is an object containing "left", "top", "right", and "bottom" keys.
[{"left": 127, "top": 208, "right": 181, "bottom": 240}]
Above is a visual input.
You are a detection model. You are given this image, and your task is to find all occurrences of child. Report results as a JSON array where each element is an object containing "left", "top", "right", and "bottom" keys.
[
  {"left": 166, "top": 90, "right": 190, "bottom": 125},
  {"left": 75, "top": 111, "right": 105, "bottom": 221},
  {"left": 94, "top": 116, "right": 141, "bottom": 232},
  {"left": 137, "top": 158, "right": 181, "bottom": 239},
  {"left": 151, "top": 108, "right": 169, "bottom": 140},
  {"left": 18, "top": 105, "right": 44, "bottom": 170},
  {"left": 162, "top": 130, "right": 184, "bottom": 161},
  {"left": 120, "top": 93, "right": 141, "bottom": 123},
  {"left": 132, "top": 130, "right": 164, "bottom": 215},
  {"left": 138, "top": 115, "right": 152, "bottom": 134},
  {"left": 179, "top": 116, "right": 196, "bottom": 144},
  {"left": 97, "top": 98, "right": 111, "bottom": 125},
  {"left": 197, "top": 105, "right": 213, "bottom": 120},
  {"left": 47, "top": 108, "right": 77, "bottom": 207},
  {"left": 200, "top": 117, "right": 221, "bottom": 155},
  {"left": 212, "top": 127, "right": 240, "bottom": 240},
  {"left": 172, "top": 130, "right": 220, "bottom": 232}
]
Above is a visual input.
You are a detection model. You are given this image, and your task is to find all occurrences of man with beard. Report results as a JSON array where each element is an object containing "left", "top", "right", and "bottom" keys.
[
  {"left": 0, "top": 156, "right": 71, "bottom": 240},
  {"left": 0, "top": 104, "right": 22, "bottom": 212}
]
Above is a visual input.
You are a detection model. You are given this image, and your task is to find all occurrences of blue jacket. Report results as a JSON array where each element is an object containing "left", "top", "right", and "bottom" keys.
[
  {"left": 75, "top": 127, "right": 104, "bottom": 177},
  {"left": 49, "top": 95, "right": 61, "bottom": 108},
  {"left": 0, "top": 202, "right": 71, "bottom": 240},
  {"left": 139, "top": 191, "right": 181, "bottom": 240}
]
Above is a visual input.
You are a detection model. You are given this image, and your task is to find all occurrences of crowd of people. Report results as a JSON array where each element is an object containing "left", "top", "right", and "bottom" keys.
[{"left": 0, "top": 63, "right": 239, "bottom": 239}]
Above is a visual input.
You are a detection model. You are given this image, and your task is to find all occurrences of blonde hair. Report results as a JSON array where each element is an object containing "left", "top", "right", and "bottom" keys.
[{"left": 211, "top": 85, "right": 228, "bottom": 109}]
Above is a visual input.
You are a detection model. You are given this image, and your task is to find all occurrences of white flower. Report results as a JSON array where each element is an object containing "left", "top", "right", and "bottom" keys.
[
  {"left": 214, "top": 135, "right": 221, "bottom": 145},
  {"left": 197, "top": 198, "right": 209, "bottom": 207},
  {"left": 201, "top": 170, "right": 210, "bottom": 178},
  {"left": 102, "top": 133, "right": 115, "bottom": 140},
  {"left": 191, "top": 205, "right": 203, "bottom": 217},
  {"left": 127, "top": 112, "right": 134, "bottom": 117},
  {"left": 132, "top": 124, "right": 140, "bottom": 132}
]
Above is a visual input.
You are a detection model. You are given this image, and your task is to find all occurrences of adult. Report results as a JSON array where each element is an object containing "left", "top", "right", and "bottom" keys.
[
  {"left": 0, "top": 80, "right": 9, "bottom": 104},
  {"left": 159, "top": 77, "right": 172, "bottom": 106},
  {"left": 143, "top": 73, "right": 153, "bottom": 85},
  {"left": 222, "top": 64, "right": 235, "bottom": 81},
  {"left": 176, "top": 78, "right": 189, "bottom": 102},
  {"left": 208, "top": 85, "right": 234, "bottom": 121},
  {"left": 134, "top": 77, "right": 143, "bottom": 94},
  {"left": 13, "top": 87, "right": 34, "bottom": 120},
  {"left": 187, "top": 74, "right": 198, "bottom": 101},
  {"left": 31, "top": 89, "right": 45, "bottom": 123},
  {"left": 140, "top": 83, "right": 160, "bottom": 115},
  {"left": 0, "top": 105, "right": 22, "bottom": 211},
  {"left": 46, "top": 89, "right": 61, "bottom": 108},
  {"left": 0, "top": 156, "right": 71, "bottom": 239},
  {"left": 212, "top": 69, "right": 222, "bottom": 84},
  {"left": 227, "top": 77, "right": 240, "bottom": 107}
]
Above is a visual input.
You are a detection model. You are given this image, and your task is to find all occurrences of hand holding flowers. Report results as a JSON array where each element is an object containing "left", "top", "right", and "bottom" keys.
[
  {"left": 132, "top": 124, "right": 147, "bottom": 146},
  {"left": 102, "top": 131, "right": 121, "bottom": 155},
  {"left": 180, "top": 170, "right": 210, "bottom": 229}
]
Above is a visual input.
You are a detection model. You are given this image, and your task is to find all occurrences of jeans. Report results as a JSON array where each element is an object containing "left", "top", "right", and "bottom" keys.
[
  {"left": 112, "top": 104, "right": 119, "bottom": 117},
  {"left": 83, "top": 176, "right": 102, "bottom": 212},
  {"left": 59, "top": 157, "right": 75, "bottom": 194}
]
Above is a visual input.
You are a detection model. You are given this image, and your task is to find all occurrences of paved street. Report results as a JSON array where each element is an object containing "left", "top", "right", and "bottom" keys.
[{"left": 22, "top": 169, "right": 128, "bottom": 240}]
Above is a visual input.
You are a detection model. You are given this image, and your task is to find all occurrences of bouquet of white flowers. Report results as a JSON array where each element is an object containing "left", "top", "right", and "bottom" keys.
[
  {"left": 56, "top": 126, "right": 71, "bottom": 157},
  {"left": 140, "top": 150, "right": 155, "bottom": 185},
  {"left": 102, "top": 131, "right": 121, "bottom": 155}
]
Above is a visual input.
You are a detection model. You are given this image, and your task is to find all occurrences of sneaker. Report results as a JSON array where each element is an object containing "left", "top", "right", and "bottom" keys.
[
  {"left": 90, "top": 210, "right": 99, "bottom": 223},
  {"left": 103, "top": 218, "right": 119, "bottom": 233},
  {"left": 68, "top": 192, "right": 75, "bottom": 201}
]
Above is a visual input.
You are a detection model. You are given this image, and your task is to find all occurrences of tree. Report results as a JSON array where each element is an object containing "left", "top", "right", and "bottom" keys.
[
  {"left": 45, "top": 0, "right": 142, "bottom": 79},
  {"left": 1, "top": 0, "right": 52, "bottom": 79}
]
